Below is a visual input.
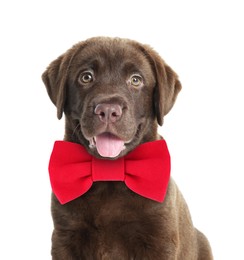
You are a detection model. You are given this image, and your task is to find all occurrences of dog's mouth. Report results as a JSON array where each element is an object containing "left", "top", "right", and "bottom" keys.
[{"left": 88, "top": 133, "right": 127, "bottom": 158}]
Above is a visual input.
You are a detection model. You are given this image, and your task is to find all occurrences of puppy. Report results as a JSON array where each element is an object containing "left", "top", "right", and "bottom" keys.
[{"left": 42, "top": 37, "right": 213, "bottom": 259}]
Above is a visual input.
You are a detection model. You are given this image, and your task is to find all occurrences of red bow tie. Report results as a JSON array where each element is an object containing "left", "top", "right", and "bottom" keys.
[{"left": 49, "top": 140, "right": 170, "bottom": 204}]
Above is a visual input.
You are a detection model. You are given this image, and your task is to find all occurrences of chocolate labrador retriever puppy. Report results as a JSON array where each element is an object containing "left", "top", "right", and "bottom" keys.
[{"left": 42, "top": 37, "right": 213, "bottom": 259}]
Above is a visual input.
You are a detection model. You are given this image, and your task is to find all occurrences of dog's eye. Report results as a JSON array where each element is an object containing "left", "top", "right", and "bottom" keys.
[
  {"left": 78, "top": 71, "right": 94, "bottom": 85},
  {"left": 129, "top": 74, "right": 143, "bottom": 88}
]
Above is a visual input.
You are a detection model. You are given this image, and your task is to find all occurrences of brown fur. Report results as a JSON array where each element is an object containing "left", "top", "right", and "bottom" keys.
[{"left": 42, "top": 37, "right": 213, "bottom": 259}]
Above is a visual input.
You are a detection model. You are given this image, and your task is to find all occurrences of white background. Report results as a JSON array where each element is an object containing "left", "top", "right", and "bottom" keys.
[{"left": 1, "top": 0, "right": 243, "bottom": 259}]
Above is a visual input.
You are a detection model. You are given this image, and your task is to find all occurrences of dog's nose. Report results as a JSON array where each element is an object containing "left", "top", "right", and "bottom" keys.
[{"left": 94, "top": 103, "right": 122, "bottom": 123}]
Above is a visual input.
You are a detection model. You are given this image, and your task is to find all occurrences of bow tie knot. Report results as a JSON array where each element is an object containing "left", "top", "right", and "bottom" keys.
[
  {"left": 49, "top": 140, "right": 171, "bottom": 204},
  {"left": 92, "top": 157, "right": 125, "bottom": 181}
]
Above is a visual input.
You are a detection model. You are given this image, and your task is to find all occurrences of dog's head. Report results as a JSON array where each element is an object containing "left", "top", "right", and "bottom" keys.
[{"left": 42, "top": 37, "right": 181, "bottom": 158}]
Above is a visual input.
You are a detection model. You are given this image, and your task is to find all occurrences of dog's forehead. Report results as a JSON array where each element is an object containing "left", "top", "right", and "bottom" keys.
[{"left": 71, "top": 38, "right": 154, "bottom": 75}]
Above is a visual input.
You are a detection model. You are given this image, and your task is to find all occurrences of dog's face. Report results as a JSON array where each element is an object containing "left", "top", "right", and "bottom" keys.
[{"left": 42, "top": 37, "right": 181, "bottom": 158}]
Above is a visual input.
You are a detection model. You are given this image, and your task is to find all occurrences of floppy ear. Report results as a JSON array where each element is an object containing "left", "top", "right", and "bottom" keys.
[
  {"left": 42, "top": 45, "right": 80, "bottom": 119},
  {"left": 142, "top": 46, "right": 182, "bottom": 126},
  {"left": 154, "top": 61, "right": 182, "bottom": 126}
]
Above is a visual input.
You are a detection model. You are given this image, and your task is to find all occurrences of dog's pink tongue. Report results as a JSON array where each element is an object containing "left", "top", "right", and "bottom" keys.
[{"left": 96, "top": 133, "right": 124, "bottom": 158}]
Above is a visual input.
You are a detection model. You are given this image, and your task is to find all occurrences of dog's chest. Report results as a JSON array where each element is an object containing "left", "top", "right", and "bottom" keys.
[
  {"left": 87, "top": 184, "right": 164, "bottom": 257},
  {"left": 53, "top": 182, "right": 166, "bottom": 258},
  {"left": 84, "top": 182, "right": 157, "bottom": 226}
]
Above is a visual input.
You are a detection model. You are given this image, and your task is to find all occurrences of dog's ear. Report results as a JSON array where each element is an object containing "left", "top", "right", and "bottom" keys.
[
  {"left": 42, "top": 45, "right": 80, "bottom": 119},
  {"left": 154, "top": 61, "right": 182, "bottom": 126},
  {"left": 142, "top": 46, "right": 182, "bottom": 126}
]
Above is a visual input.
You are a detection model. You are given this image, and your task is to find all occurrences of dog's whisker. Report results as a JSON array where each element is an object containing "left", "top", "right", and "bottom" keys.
[{"left": 72, "top": 123, "right": 81, "bottom": 137}]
